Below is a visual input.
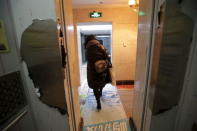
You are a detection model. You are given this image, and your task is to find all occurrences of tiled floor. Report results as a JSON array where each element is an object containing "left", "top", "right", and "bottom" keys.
[{"left": 79, "top": 80, "right": 132, "bottom": 130}]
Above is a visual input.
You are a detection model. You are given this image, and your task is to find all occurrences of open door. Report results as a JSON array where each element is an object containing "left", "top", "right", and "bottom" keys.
[
  {"left": 132, "top": 0, "right": 156, "bottom": 130},
  {"left": 144, "top": 0, "right": 195, "bottom": 130}
]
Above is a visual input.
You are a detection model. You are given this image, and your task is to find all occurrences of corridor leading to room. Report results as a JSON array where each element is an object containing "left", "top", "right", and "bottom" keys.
[{"left": 74, "top": 7, "right": 137, "bottom": 130}]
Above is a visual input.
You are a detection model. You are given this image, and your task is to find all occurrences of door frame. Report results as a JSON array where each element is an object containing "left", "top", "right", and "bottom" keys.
[
  {"left": 141, "top": 0, "right": 167, "bottom": 130},
  {"left": 56, "top": 0, "right": 160, "bottom": 130},
  {"left": 55, "top": 0, "right": 79, "bottom": 130},
  {"left": 76, "top": 22, "right": 113, "bottom": 84},
  {"left": 131, "top": 0, "right": 159, "bottom": 130}
]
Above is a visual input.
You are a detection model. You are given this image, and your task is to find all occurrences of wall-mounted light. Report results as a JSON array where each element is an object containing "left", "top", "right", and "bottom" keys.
[
  {"left": 128, "top": 0, "right": 139, "bottom": 12},
  {"left": 128, "top": 0, "right": 136, "bottom": 6}
]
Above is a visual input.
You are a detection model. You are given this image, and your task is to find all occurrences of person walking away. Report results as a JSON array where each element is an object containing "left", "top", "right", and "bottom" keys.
[{"left": 84, "top": 35, "right": 112, "bottom": 110}]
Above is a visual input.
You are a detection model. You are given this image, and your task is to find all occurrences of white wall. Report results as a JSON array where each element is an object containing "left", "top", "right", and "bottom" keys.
[
  {"left": 10, "top": 0, "right": 56, "bottom": 48},
  {"left": 175, "top": 0, "right": 197, "bottom": 129},
  {"left": 0, "top": 0, "right": 70, "bottom": 130},
  {"left": 176, "top": 28, "right": 197, "bottom": 131},
  {"left": 0, "top": 0, "right": 20, "bottom": 74},
  {"left": 0, "top": 0, "right": 36, "bottom": 131}
]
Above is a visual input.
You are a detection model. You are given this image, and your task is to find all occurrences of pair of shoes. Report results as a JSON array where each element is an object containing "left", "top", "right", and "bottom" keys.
[{"left": 97, "top": 101, "right": 101, "bottom": 110}]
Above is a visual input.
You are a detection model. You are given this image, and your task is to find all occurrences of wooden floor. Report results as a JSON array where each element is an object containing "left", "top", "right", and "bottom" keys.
[{"left": 118, "top": 88, "right": 134, "bottom": 118}]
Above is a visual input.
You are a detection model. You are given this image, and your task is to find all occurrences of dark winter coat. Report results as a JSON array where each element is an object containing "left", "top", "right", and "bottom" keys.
[{"left": 85, "top": 40, "right": 112, "bottom": 89}]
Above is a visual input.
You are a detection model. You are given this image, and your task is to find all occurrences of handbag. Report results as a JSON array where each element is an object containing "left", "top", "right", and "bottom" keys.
[{"left": 94, "top": 60, "right": 108, "bottom": 73}]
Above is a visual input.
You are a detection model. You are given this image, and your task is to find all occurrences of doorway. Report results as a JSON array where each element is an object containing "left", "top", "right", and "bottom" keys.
[
  {"left": 77, "top": 22, "right": 112, "bottom": 86},
  {"left": 74, "top": 10, "right": 138, "bottom": 130},
  {"left": 60, "top": 0, "right": 143, "bottom": 130},
  {"left": 57, "top": 0, "right": 197, "bottom": 130},
  {"left": 76, "top": 23, "right": 131, "bottom": 125}
]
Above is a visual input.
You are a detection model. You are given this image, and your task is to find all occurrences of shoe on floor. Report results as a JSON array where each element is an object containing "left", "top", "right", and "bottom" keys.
[{"left": 97, "top": 102, "right": 101, "bottom": 110}]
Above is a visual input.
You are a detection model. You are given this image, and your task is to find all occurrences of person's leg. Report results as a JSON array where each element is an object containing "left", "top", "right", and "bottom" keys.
[
  {"left": 93, "top": 88, "right": 100, "bottom": 101},
  {"left": 93, "top": 88, "right": 101, "bottom": 110},
  {"left": 98, "top": 88, "right": 103, "bottom": 97}
]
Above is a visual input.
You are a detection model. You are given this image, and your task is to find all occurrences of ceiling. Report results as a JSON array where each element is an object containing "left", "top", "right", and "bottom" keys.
[{"left": 73, "top": 0, "right": 129, "bottom": 7}]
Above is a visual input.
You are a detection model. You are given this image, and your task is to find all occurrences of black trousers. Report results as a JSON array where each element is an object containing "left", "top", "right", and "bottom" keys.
[{"left": 93, "top": 88, "right": 103, "bottom": 102}]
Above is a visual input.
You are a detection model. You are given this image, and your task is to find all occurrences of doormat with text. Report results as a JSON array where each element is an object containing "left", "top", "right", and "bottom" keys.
[{"left": 83, "top": 118, "right": 131, "bottom": 131}]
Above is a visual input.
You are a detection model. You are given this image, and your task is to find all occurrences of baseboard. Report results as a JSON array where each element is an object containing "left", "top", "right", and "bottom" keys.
[{"left": 116, "top": 80, "right": 134, "bottom": 85}]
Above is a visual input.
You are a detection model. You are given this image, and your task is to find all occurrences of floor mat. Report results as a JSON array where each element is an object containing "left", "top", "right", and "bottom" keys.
[
  {"left": 81, "top": 84, "right": 128, "bottom": 126},
  {"left": 83, "top": 118, "right": 131, "bottom": 131}
]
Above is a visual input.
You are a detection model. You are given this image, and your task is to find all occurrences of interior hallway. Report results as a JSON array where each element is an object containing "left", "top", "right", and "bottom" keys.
[{"left": 75, "top": 2, "right": 138, "bottom": 129}]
